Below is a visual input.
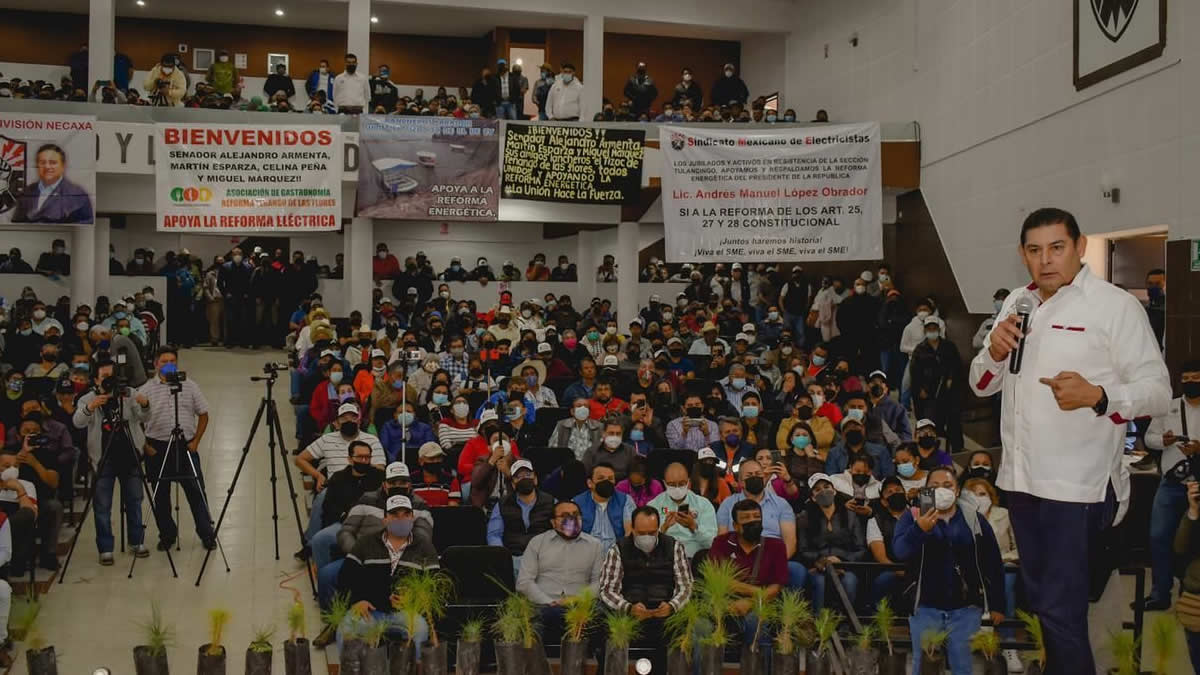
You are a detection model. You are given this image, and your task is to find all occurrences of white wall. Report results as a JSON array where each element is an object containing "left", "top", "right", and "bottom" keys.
[
  {"left": 786, "top": 0, "right": 1200, "bottom": 312},
  {"left": 740, "top": 33, "right": 788, "bottom": 110}
]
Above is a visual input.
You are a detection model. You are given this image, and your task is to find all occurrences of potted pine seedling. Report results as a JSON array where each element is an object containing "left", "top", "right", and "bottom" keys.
[
  {"left": 198, "top": 609, "right": 230, "bottom": 675},
  {"left": 283, "top": 601, "right": 311, "bottom": 675},
  {"left": 918, "top": 629, "right": 948, "bottom": 675},
  {"left": 603, "top": 611, "right": 642, "bottom": 675},
  {"left": 491, "top": 593, "right": 531, "bottom": 675},
  {"left": 245, "top": 625, "right": 275, "bottom": 675},
  {"left": 771, "top": 590, "right": 812, "bottom": 675},
  {"left": 808, "top": 608, "right": 841, "bottom": 675},
  {"left": 454, "top": 617, "right": 485, "bottom": 675},
  {"left": 740, "top": 587, "right": 776, "bottom": 675},
  {"left": 134, "top": 602, "right": 175, "bottom": 675},
  {"left": 873, "top": 598, "right": 904, "bottom": 675},
  {"left": 560, "top": 588, "right": 598, "bottom": 673},
  {"left": 23, "top": 613, "right": 57, "bottom": 675},
  {"left": 694, "top": 559, "right": 741, "bottom": 675},
  {"left": 663, "top": 600, "right": 702, "bottom": 675},
  {"left": 338, "top": 612, "right": 369, "bottom": 675},
  {"left": 1017, "top": 610, "right": 1046, "bottom": 675},
  {"left": 359, "top": 619, "right": 389, "bottom": 675},
  {"left": 1108, "top": 630, "right": 1139, "bottom": 675},
  {"left": 397, "top": 570, "right": 455, "bottom": 675},
  {"left": 970, "top": 630, "right": 1005, "bottom": 675},
  {"left": 9, "top": 600, "right": 39, "bottom": 642},
  {"left": 1149, "top": 613, "right": 1177, "bottom": 675},
  {"left": 847, "top": 624, "right": 878, "bottom": 674},
  {"left": 320, "top": 593, "right": 359, "bottom": 672}
]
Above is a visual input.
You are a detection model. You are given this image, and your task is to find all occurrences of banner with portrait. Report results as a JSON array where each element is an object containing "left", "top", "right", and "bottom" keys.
[
  {"left": 356, "top": 115, "right": 499, "bottom": 221},
  {"left": 0, "top": 113, "right": 97, "bottom": 225}
]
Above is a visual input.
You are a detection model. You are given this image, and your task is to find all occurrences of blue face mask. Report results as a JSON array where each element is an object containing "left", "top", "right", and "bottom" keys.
[
  {"left": 811, "top": 355, "right": 826, "bottom": 367},
  {"left": 742, "top": 405, "right": 759, "bottom": 419},
  {"left": 432, "top": 393, "right": 449, "bottom": 406},
  {"left": 791, "top": 435, "right": 811, "bottom": 449},
  {"left": 397, "top": 411, "right": 414, "bottom": 426},
  {"left": 451, "top": 264, "right": 461, "bottom": 271},
  {"left": 731, "top": 377, "right": 746, "bottom": 389},
  {"left": 630, "top": 428, "right": 645, "bottom": 442},
  {"left": 897, "top": 462, "right": 916, "bottom": 478},
  {"left": 114, "top": 311, "right": 127, "bottom": 320},
  {"left": 993, "top": 299, "right": 1004, "bottom": 313}
]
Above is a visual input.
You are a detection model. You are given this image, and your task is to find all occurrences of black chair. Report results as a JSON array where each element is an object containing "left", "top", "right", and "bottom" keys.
[
  {"left": 429, "top": 506, "right": 487, "bottom": 553},
  {"left": 465, "top": 390, "right": 489, "bottom": 414},
  {"left": 522, "top": 446, "right": 574, "bottom": 481},
  {"left": 531, "top": 407, "right": 569, "bottom": 446},
  {"left": 685, "top": 378, "right": 717, "bottom": 397},
  {"left": 545, "top": 376, "right": 574, "bottom": 402},
  {"left": 646, "top": 448, "right": 698, "bottom": 481},
  {"left": 441, "top": 545, "right": 514, "bottom": 603}
]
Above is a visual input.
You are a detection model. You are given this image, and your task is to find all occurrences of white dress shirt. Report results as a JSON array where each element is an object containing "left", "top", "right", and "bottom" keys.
[
  {"left": 970, "top": 264, "right": 1170, "bottom": 503},
  {"left": 1145, "top": 396, "right": 1200, "bottom": 477},
  {"left": 333, "top": 71, "right": 370, "bottom": 109}
]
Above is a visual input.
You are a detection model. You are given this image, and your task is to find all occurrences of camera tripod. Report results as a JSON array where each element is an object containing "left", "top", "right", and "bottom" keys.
[
  {"left": 195, "top": 366, "right": 313, "bottom": 593},
  {"left": 60, "top": 388, "right": 179, "bottom": 581}
]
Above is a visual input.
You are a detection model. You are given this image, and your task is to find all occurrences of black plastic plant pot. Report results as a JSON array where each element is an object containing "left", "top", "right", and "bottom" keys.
[
  {"left": 493, "top": 641, "right": 524, "bottom": 675},
  {"left": 244, "top": 648, "right": 272, "bottom": 675},
  {"left": 25, "top": 646, "right": 58, "bottom": 675},
  {"left": 698, "top": 644, "right": 724, "bottom": 675},
  {"left": 666, "top": 647, "right": 692, "bottom": 675},
  {"left": 420, "top": 641, "right": 448, "bottom": 675},
  {"left": 847, "top": 645, "right": 879, "bottom": 674},
  {"left": 878, "top": 649, "right": 906, "bottom": 675},
  {"left": 362, "top": 643, "right": 389, "bottom": 675},
  {"left": 454, "top": 639, "right": 481, "bottom": 675},
  {"left": 771, "top": 650, "right": 800, "bottom": 675},
  {"left": 283, "top": 639, "right": 312, "bottom": 675},
  {"left": 523, "top": 642, "right": 551, "bottom": 675},
  {"left": 980, "top": 654, "right": 1008, "bottom": 675},
  {"left": 132, "top": 646, "right": 170, "bottom": 675},
  {"left": 197, "top": 644, "right": 226, "bottom": 675},
  {"left": 340, "top": 638, "right": 367, "bottom": 675},
  {"left": 386, "top": 640, "right": 413, "bottom": 675},
  {"left": 808, "top": 650, "right": 835, "bottom": 675},
  {"left": 1026, "top": 662, "right": 1044, "bottom": 675},
  {"left": 919, "top": 653, "right": 945, "bottom": 675},
  {"left": 739, "top": 645, "right": 768, "bottom": 675},
  {"left": 560, "top": 639, "right": 588, "bottom": 673}
]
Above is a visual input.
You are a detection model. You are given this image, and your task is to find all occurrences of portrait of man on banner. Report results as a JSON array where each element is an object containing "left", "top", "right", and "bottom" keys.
[{"left": 11, "top": 142, "right": 94, "bottom": 224}]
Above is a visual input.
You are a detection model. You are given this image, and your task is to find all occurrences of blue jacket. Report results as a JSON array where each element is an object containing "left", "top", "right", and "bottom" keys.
[
  {"left": 380, "top": 420, "right": 437, "bottom": 464},
  {"left": 305, "top": 70, "right": 335, "bottom": 98},
  {"left": 825, "top": 440, "right": 895, "bottom": 479},
  {"left": 870, "top": 397, "right": 912, "bottom": 442},
  {"left": 563, "top": 380, "right": 595, "bottom": 404},
  {"left": 13, "top": 178, "right": 93, "bottom": 224},
  {"left": 474, "top": 391, "right": 537, "bottom": 424},
  {"left": 893, "top": 500, "right": 1006, "bottom": 614},
  {"left": 573, "top": 489, "right": 629, "bottom": 540}
]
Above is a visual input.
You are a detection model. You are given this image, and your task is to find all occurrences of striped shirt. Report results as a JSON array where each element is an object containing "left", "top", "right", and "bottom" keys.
[
  {"left": 304, "top": 431, "right": 386, "bottom": 474},
  {"left": 436, "top": 419, "right": 478, "bottom": 450},
  {"left": 137, "top": 377, "right": 210, "bottom": 441},
  {"left": 598, "top": 537, "right": 693, "bottom": 612}
]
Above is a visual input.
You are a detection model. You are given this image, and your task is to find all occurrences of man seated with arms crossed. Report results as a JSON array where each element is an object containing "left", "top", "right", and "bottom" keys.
[
  {"left": 708, "top": 500, "right": 787, "bottom": 657},
  {"left": 336, "top": 494, "right": 439, "bottom": 662},
  {"left": 487, "top": 459, "right": 554, "bottom": 574},
  {"left": 0, "top": 450, "right": 38, "bottom": 578},
  {"left": 517, "top": 500, "right": 605, "bottom": 652},
  {"left": 647, "top": 461, "right": 718, "bottom": 560},
  {"left": 599, "top": 505, "right": 694, "bottom": 674},
  {"left": 294, "top": 401, "right": 385, "bottom": 561}
]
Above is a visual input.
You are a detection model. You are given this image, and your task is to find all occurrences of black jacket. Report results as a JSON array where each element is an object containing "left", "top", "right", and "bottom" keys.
[
  {"left": 263, "top": 73, "right": 296, "bottom": 99},
  {"left": 369, "top": 77, "right": 398, "bottom": 111},
  {"left": 337, "top": 527, "right": 439, "bottom": 612},
  {"left": 623, "top": 74, "right": 658, "bottom": 115},
  {"left": 794, "top": 502, "right": 866, "bottom": 566},
  {"left": 321, "top": 465, "right": 385, "bottom": 529},
  {"left": 670, "top": 81, "right": 703, "bottom": 108},
  {"left": 711, "top": 75, "right": 749, "bottom": 106},
  {"left": 471, "top": 76, "right": 501, "bottom": 116}
]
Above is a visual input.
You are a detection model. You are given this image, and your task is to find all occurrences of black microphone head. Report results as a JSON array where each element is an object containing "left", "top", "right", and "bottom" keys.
[{"left": 1013, "top": 295, "right": 1036, "bottom": 314}]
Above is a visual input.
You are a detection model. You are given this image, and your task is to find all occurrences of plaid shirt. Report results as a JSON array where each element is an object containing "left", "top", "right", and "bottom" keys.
[
  {"left": 440, "top": 353, "right": 471, "bottom": 383},
  {"left": 598, "top": 536, "right": 693, "bottom": 612}
]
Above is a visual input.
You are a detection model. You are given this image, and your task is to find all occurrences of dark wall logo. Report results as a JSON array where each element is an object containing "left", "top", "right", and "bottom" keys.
[
  {"left": 1092, "top": 0, "right": 1139, "bottom": 42},
  {"left": 0, "top": 135, "right": 27, "bottom": 215}
]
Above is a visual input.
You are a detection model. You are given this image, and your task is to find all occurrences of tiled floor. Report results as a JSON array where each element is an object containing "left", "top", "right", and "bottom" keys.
[{"left": 26, "top": 346, "right": 1197, "bottom": 673}]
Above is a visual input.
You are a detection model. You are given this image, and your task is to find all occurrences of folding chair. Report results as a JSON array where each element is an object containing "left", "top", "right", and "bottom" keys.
[
  {"left": 429, "top": 506, "right": 487, "bottom": 553},
  {"left": 522, "top": 446, "right": 574, "bottom": 482}
]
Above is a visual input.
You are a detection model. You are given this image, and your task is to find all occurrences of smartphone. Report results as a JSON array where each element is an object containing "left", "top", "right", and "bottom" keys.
[
  {"left": 918, "top": 488, "right": 935, "bottom": 515},
  {"left": 677, "top": 504, "right": 690, "bottom": 514},
  {"left": 769, "top": 448, "right": 781, "bottom": 464},
  {"left": 853, "top": 484, "right": 867, "bottom": 503},
  {"left": 1178, "top": 436, "right": 1193, "bottom": 444}
]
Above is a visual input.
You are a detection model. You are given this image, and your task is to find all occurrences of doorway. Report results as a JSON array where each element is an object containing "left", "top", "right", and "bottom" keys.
[
  {"left": 509, "top": 46, "right": 545, "bottom": 119},
  {"left": 1089, "top": 225, "right": 1167, "bottom": 349}
]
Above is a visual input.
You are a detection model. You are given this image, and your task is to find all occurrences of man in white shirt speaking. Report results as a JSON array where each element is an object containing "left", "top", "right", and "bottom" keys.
[{"left": 970, "top": 207, "right": 1170, "bottom": 673}]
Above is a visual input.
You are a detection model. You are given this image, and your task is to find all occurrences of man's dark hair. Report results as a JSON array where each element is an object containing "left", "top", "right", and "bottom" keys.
[
  {"left": 345, "top": 53, "right": 357, "bottom": 60},
  {"left": 347, "top": 440, "right": 370, "bottom": 456},
  {"left": 1180, "top": 360, "right": 1200, "bottom": 375},
  {"left": 731, "top": 499, "right": 762, "bottom": 520},
  {"left": 35, "top": 143, "right": 66, "bottom": 163},
  {"left": 561, "top": 62, "right": 575, "bottom": 71},
  {"left": 591, "top": 461, "right": 615, "bottom": 478},
  {"left": 155, "top": 345, "right": 178, "bottom": 360},
  {"left": 1020, "top": 207, "right": 1080, "bottom": 245},
  {"left": 632, "top": 505, "right": 660, "bottom": 526},
  {"left": 968, "top": 450, "right": 994, "bottom": 465},
  {"left": 851, "top": 454, "right": 874, "bottom": 470},
  {"left": 926, "top": 466, "right": 958, "bottom": 485},
  {"left": 553, "top": 500, "right": 580, "bottom": 517},
  {"left": 1147, "top": 267, "right": 1166, "bottom": 277}
]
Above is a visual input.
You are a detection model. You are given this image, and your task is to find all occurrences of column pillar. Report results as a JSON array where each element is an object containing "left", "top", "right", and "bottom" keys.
[
  {"left": 616, "top": 221, "right": 638, "bottom": 327},
  {"left": 93, "top": 217, "right": 111, "bottom": 300},
  {"left": 88, "top": 0, "right": 115, "bottom": 85},
  {"left": 582, "top": 14, "right": 604, "bottom": 120},
  {"left": 576, "top": 229, "right": 598, "bottom": 306},
  {"left": 346, "top": 218, "right": 374, "bottom": 319},
  {"left": 72, "top": 226, "right": 96, "bottom": 306},
  {"left": 347, "top": 0, "right": 372, "bottom": 74}
]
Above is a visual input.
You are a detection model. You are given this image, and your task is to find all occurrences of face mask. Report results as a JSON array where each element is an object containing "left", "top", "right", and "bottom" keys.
[
  {"left": 698, "top": 462, "right": 716, "bottom": 479},
  {"left": 430, "top": 392, "right": 449, "bottom": 406},
  {"left": 814, "top": 490, "right": 836, "bottom": 508},
  {"left": 731, "top": 377, "right": 746, "bottom": 389},
  {"left": 42, "top": 351, "right": 57, "bottom": 362},
  {"left": 515, "top": 477, "right": 536, "bottom": 495},
  {"left": 897, "top": 462, "right": 916, "bottom": 478},
  {"left": 972, "top": 493, "right": 992, "bottom": 512},
  {"left": 1183, "top": 382, "right": 1200, "bottom": 398},
  {"left": 114, "top": 311, "right": 127, "bottom": 320},
  {"left": 32, "top": 309, "right": 46, "bottom": 320},
  {"left": 724, "top": 433, "right": 740, "bottom": 447},
  {"left": 854, "top": 285, "right": 867, "bottom": 295},
  {"left": 0, "top": 467, "right": 17, "bottom": 482},
  {"left": 7, "top": 381, "right": 22, "bottom": 392},
  {"left": 885, "top": 493, "right": 908, "bottom": 511},
  {"left": 594, "top": 480, "right": 615, "bottom": 498},
  {"left": 934, "top": 487, "right": 957, "bottom": 511},
  {"left": 665, "top": 484, "right": 689, "bottom": 501},
  {"left": 161, "top": 66, "right": 174, "bottom": 74},
  {"left": 573, "top": 406, "right": 590, "bottom": 421},
  {"left": 397, "top": 411, "right": 414, "bottom": 426},
  {"left": 119, "top": 327, "right": 131, "bottom": 336},
  {"left": 562, "top": 74, "right": 573, "bottom": 83},
  {"left": 811, "top": 355, "right": 826, "bottom": 367},
  {"left": 846, "top": 408, "right": 865, "bottom": 422},
  {"left": 740, "top": 521, "right": 763, "bottom": 542},
  {"left": 686, "top": 406, "right": 703, "bottom": 418},
  {"left": 743, "top": 476, "right": 765, "bottom": 495},
  {"left": 916, "top": 310, "right": 930, "bottom": 320},
  {"left": 724, "top": 69, "right": 734, "bottom": 78},
  {"left": 742, "top": 405, "right": 759, "bottom": 419},
  {"left": 993, "top": 299, "right": 1004, "bottom": 313},
  {"left": 379, "top": 70, "right": 390, "bottom": 79},
  {"left": 329, "top": 371, "right": 344, "bottom": 384},
  {"left": 563, "top": 337, "right": 578, "bottom": 349},
  {"left": 586, "top": 330, "right": 600, "bottom": 341},
  {"left": 340, "top": 421, "right": 358, "bottom": 436},
  {"left": 851, "top": 473, "right": 870, "bottom": 487},
  {"left": 558, "top": 516, "right": 581, "bottom": 539},
  {"left": 603, "top": 435, "right": 622, "bottom": 449},
  {"left": 918, "top": 436, "right": 938, "bottom": 451},
  {"left": 387, "top": 518, "right": 414, "bottom": 538},
  {"left": 346, "top": 64, "right": 357, "bottom": 74},
  {"left": 925, "top": 331, "right": 940, "bottom": 342},
  {"left": 791, "top": 435, "right": 811, "bottom": 450},
  {"left": 626, "top": 427, "right": 643, "bottom": 442},
  {"left": 634, "top": 534, "right": 658, "bottom": 554}
]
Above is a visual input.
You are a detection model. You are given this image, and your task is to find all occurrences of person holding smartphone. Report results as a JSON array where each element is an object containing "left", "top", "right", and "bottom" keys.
[
  {"left": 1171, "top": 479, "right": 1200, "bottom": 671},
  {"left": 648, "top": 462, "right": 718, "bottom": 559}
]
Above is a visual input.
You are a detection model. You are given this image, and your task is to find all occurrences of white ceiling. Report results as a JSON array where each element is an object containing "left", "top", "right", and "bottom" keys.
[{"left": 0, "top": 0, "right": 771, "bottom": 39}]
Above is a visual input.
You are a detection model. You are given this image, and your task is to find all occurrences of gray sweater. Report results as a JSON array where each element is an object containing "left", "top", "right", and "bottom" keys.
[
  {"left": 73, "top": 387, "right": 150, "bottom": 465},
  {"left": 515, "top": 529, "right": 605, "bottom": 605},
  {"left": 336, "top": 488, "right": 433, "bottom": 554}
]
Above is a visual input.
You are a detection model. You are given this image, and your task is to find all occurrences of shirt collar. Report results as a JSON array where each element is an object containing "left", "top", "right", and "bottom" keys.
[{"left": 39, "top": 177, "right": 63, "bottom": 193}]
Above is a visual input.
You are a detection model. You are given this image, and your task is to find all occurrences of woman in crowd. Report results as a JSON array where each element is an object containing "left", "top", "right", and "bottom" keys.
[
  {"left": 309, "top": 359, "right": 346, "bottom": 432},
  {"left": 689, "top": 447, "right": 731, "bottom": 509},
  {"left": 965, "top": 477, "right": 1022, "bottom": 669},
  {"left": 381, "top": 401, "right": 436, "bottom": 466},
  {"left": 739, "top": 391, "right": 774, "bottom": 450},
  {"left": 615, "top": 456, "right": 663, "bottom": 508},
  {"left": 893, "top": 442, "right": 928, "bottom": 498},
  {"left": 436, "top": 393, "right": 478, "bottom": 451}
]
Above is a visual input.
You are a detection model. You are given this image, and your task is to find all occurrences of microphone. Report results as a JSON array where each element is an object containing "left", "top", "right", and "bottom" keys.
[{"left": 1009, "top": 295, "right": 1035, "bottom": 375}]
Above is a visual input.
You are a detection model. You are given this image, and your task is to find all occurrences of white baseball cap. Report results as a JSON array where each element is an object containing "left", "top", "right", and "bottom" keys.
[
  {"left": 915, "top": 418, "right": 937, "bottom": 431},
  {"left": 537, "top": 342, "right": 553, "bottom": 354},
  {"left": 742, "top": 323, "right": 756, "bottom": 332},
  {"left": 386, "top": 494, "right": 413, "bottom": 512},
  {"left": 602, "top": 355, "right": 619, "bottom": 367},
  {"left": 735, "top": 333, "right": 750, "bottom": 342},
  {"left": 337, "top": 402, "right": 360, "bottom": 417},
  {"left": 510, "top": 459, "right": 534, "bottom": 476},
  {"left": 370, "top": 349, "right": 387, "bottom": 359},
  {"left": 385, "top": 462, "right": 410, "bottom": 479},
  {"left": 807, "top": 473, "right": 833, "bottom": 489},
  {"left": 697, "top": 447, "right": 717, "bottom": 461},
  {"left": 479, "top": 408, "right": 499, "bottom": 424},
  {"left": 418, "top": 442, "right": 444, "bottom": 459}
]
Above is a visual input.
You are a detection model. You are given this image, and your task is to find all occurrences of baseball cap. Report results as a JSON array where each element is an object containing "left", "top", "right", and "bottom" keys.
[
  {"left": 629, "top": 317, "right": 643, "bottom": 326},
  {"left": 808, "top": 473, "right": 833, "bottom": 489},
  {"left": 418, "top": 442, "right": 444, "bottom": 459},
  {"left": 735, "top": 333, "right": 750, "bottom": 342},
  {"left": 385, "top": 461, "right": 410, "bottom": 479},
  {"left": 731, "top": 262, "right": 742, "bottom": 270},
  {"left": 868, "top": 370, "right": 887, "bottom": 382},
  {"left": 510, "top": 459, "right": 534, "bottom": 476},
  {"left": 916, "top": 418, "right": 937, "bottom": 431},
  {"left": 667, "top": 336, "right": 684, "bottom": 346},
  {"left": 406, "top": 287, "right": 418, "bottom": 295},
  {"left": 602, "top": 355, "right": 619, "bottom": 367},
  {"left": 840, "top": 416, "right": 864, "bottom": 430},
  {"left": 337, "top": 402, "right": 360, "bottom": 417},
  {"left": 479, "top": 408, "right": 499, "bottom": 424},
  {"left": 697, "top": 447, "right": 718, "bottom": 461},
  {"left": 649, "top": 294, "right": 661, "bottom": 303},
  {"left": 537, "top": 342, "right": 553, "bottom": 354},
  {"left": 742, "top": 323, "right": 756, "bottom": 332},
  {"left": 370, "top": 349, "right": 386, "bottom": 359},
  {"left": 386, "top": 494, "right": 414, "bottom": 513}
]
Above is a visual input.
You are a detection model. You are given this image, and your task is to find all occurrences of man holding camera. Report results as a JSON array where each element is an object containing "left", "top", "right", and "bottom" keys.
[
  {"left": 73, "top": 356, "right": 152, "bottom": 564},
  {"left": 138, "top": 346, "right": 215, "bottom": 551},
  {"left": 7, "top": 415, "right": 65, "bottom": 573}
]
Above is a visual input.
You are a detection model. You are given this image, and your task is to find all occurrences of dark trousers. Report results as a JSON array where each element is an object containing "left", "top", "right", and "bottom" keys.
[
  {"left": 1187, "top": 629, "right": 1200, "bottom": 674},
  {"left": 1008, "top": 488, "right": 1114, "bottom": 675},
  {"left": 3, "top": 506, "right": 35, "bottom": 571},
  {"left": 1149, "top": 478, "right": 1189, "bottom": 602},
  {"left": 224, "top": 296, "right": 249, "bottom": 346},
  {"left": 144, "top": 438, "right": 214, "bottom": 545}
]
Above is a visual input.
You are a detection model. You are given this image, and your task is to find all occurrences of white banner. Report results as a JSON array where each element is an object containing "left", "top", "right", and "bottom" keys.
[
  {"left": 155, "top": 123, "right": 343, "bottom": 232},
  {"left": 660, "top": 122, "right": 882, "bottom": 262},
  {"left": 0, "top": 113, "right": 97, "bottom": 225}
]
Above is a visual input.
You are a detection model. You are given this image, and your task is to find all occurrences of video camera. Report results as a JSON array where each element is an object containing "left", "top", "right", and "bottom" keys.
[{"left": 263, "top": 362, "right": 289, "bottom": 375}]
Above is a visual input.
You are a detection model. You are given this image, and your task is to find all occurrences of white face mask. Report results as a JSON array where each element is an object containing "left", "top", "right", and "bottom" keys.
[
  {"left": 972, "top": 493, "right": 992, "bottom": 512},
  {"left": 811, "top": 394, "right": 824, "bottom": 407},
  {"left": 573, "top": 406, "right": 590, "bottom": 421},
  {"left": 492, "top": 439, "right": 511, "bottom": 454},
  {"left": 161, "top": 66, "right": 173, "bottom": 74},
  {"left": 0, "top": 467, "right": 17, "bottom": 482},
  {"left": 606, "top": 326, "right": 617, "bottom": 335},
  {"left": 666, "top": 485, "right": 689, "bottom": 501},
  {"left": 75, "top": 321, "right": 89, "bottom": 332},
  {"left": 603, "top": 435, "right": 622, "bottom": 449},
  {"left": 521, "top": 309, "right": 532, "bottom": 319},
  {"left": 452, "top": 402, "right": 470, "bottom": 418},
  {"left": 219, "top": 56, "right": 229, "bottom": 63},
  {"left": 378, "top": 251, "right": 388, "bottom": 259},
  {"left": 934, "top": 487, "right": 957, "bottom": 511},
  {"left": 916, "top": 310, "right": 930, "bottom": 320}
]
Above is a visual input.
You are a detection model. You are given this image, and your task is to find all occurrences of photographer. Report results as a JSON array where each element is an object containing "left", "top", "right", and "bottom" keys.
[
  {"left": 141, "top": 54, "right": 186, "bottom": 106},
  {"left": 73, "top": 356, "right": 152, "bottom": 565},
  {"left": 138, "top": 347, "right": 215, "bottom": 551},
  {"left": 6, "top": 414, "right": 65, "bottom": 573}
]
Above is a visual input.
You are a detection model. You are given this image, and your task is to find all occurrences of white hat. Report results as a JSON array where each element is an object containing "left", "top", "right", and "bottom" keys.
[
  {"left": 792, "top": 265, "right": 803, "bottom": 272},
  {"left": 406, "top": 286, "right": 418, "bottom": 295},
  {"left": 697, "top": 447, "right": 717, "bottom": 461},
  {"left": 868, "top": 370, "right": 887, "bottom": 382},
  {"left": 320, "top": 348, "right": 339, "bottom": 359},
  {"left": 629, "top": 317, "right": 643, "bottom": 326},
  {"left": 602, "top": 355, "right": 619, "bottom": 367},
  {"left": 537, "top": 342, "right": 553, "bottom": 354},
  {"left": 916, "top": 418, "right": 937, "bottom": 431},
  {"left": 742, "top": 323, "right": 756, "bottom": 332},
  {"left": 735, "top": 333, "right": 750, "bottom": 342},
  {"left": 418, "top": 442, "right": 444, "bottom": 459},
  {"left": 667, "top": 336, "right": 683, "bottom": 346},
  {"left": 649, "top": 294, "right": 661, "bottom": 303},
  {"left": 510, "top": 459, "right": 534, "bottom": 476},
  {"left": 370, "top": 349, "right": 386, "bottom": 359},
  {"left": 731, "top": 262, "right": 742, "bottom": 269},
  {"left": 860, "top": 270, "right": 874, "bottom": 282},
  {"left": 386, "top": 494, "right": 414, "bottom": 512},
  {"left": 807, "top": 473, "right": 833, "bottom": 489},
  {"left": 337, "top": 402, "right": 360, "bottom": 417},
  {"left": 498, "top": 305, "right": 513, "bottom": 315},
  {"left": 840, "top": 416, "right": 864, "bottom": 430},
  {"left": 479, "top": 408, "right": 499, "bottom": 424},
  {"left": 385, "top": 462, "right": 410, "bottom": 479}
]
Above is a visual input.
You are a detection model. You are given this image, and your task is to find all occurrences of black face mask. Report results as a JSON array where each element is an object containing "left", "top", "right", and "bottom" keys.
[
  {"left": 385, "top": 326, "right": 399, "bottom": 339},
  {"left": 422, "top": 461, "right": 442, "bottom": 473},
  {"left": 1184, "top": 382, "right": 1200, "bottom": 398},
  {"left": 918, "top": 436, "right": 938, "bottom": 451},
  {"left": 869, "top": 384, "right": 884, "bottom": 398},
  {"left": 740, "top": 521, "right": 763, "bottom": 543},
  {"left": 340, "top": 421, "right": 359, "bottom": 437},
  {"left": 346, "top": 64, "right": 357, "bottom": 74},
  {"left": 469, "top": 368, "right": 482, "bottom": 377},
  {"left": 685, "top": 406, "right": 703, "bottom": 418},
  {"left": 965, "top": 466, "right": 992, "bottom": 481},
  {"left": 885, "top": 493, "right": 908, "bottom": 511},
  {"left": 350, "top": 462, "right": 367, "bottom": 475},
  {"left": 743, "top": 476, "right": 765, "bottom": 495},
  {"left": 851, "top": 473, "right": 870, "bottom": 487},
  {"left": 845, "top": 430, "right": 865, "bottom": 447},
  {"left": 698, "top": 462, "right": 716, "bottom": 479},
  {"left": 387, "top": 485, "right": 411, "bottom": 498},
  {"left": 594, "top": 480, "right": 615, "bottom": 498},
  {"left": 796, "top": 405, "right": 813, "bottom": 419},
  {"left": 515, "top": 478, "right": 536, "bottom": 495}
]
